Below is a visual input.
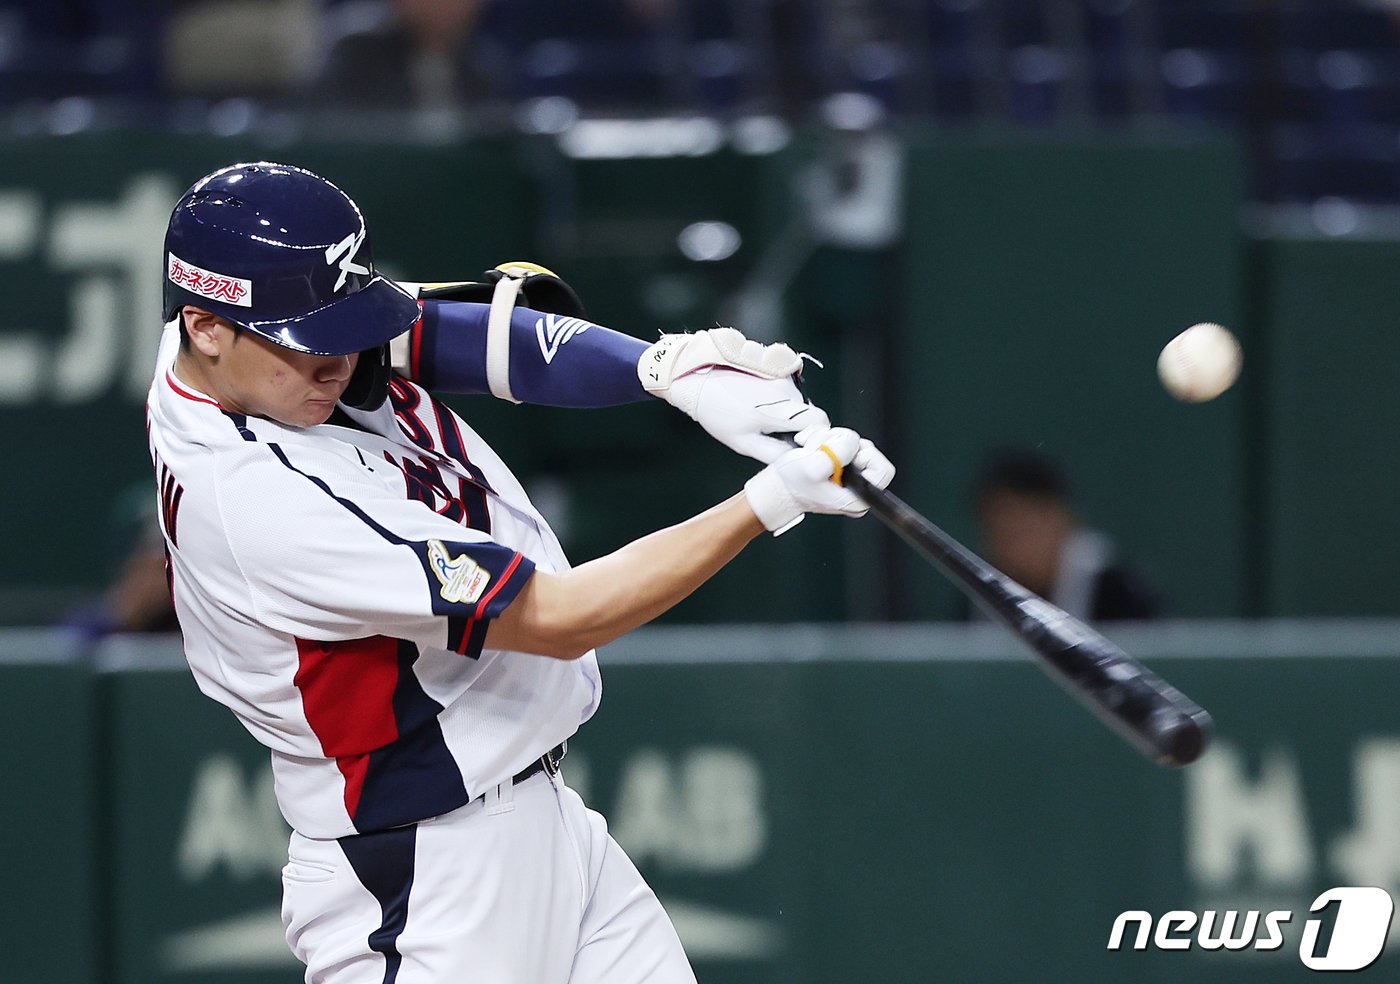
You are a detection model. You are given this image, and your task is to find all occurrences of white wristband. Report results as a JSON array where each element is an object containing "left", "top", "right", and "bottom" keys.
[
  {"left": 743, "top": 467, "right": 805, "bottom": 536},
  {"left": 639, "top": 328, "right": 805, "bottom": 397},
  {"left": 639, "top": 333, "right": 688, "bottom": 394}
]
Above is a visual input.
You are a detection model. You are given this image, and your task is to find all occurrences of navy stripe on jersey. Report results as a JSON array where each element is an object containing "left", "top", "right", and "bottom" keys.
[
  {"left": 221, "top": 410, "right": 257, "bottom": 442},
  {"left": 157, "top": 461, "right": 184, "bottom": 547},
  {"left": 445, "top": 550, "right": 528, "bottom": 658},
  {"left": 427, "top": 392, "right": 492, "bottom": 531},
  {"left": 265, "top": 444, "right": 534, "bottom": 644},
  {"left": 389, "top": 451, "right": 485, "bottom": 532},
  {"left": 387, "top": 378, "right": 434, "bottom": 450},
  {"left": 449, "top": 614, "right": 490, "bottom": 657},
  {"left": 354, "top": 640, "right": 469, "bottom": 832},
  {"left": 428, "top": 390, "right": 494, "bottom": 495},
  {"left": 294, "top": 635, "right": 468, "bottom": 829},
  {"left": 339, "top": 824, "right": 418, "bottom": 984},
  {"left": 387, "top": 380, "right": 493, "bottom": 531}
]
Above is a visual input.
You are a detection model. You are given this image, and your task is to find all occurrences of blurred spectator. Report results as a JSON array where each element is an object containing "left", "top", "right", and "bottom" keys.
[
  {"left": 62, "top": 484, "right": 177, "bottom": 642},
  {"left": 1356, "top": 0, "right": 1400, "bottom": 33},
  {"left": 309, "top": 0, "right": 496, "bottom": 112},
  {"left": 0, "top": 0, "right": 156, "bottom": 104},
  {"left": 163, "top": 0, "right": 319, "bottom": 99},
  {"left": 968, "top": 447, "right": 1162, "bottom": 623},
  {"left": 10, "top": 0, "right": 95, "bottom": 38}
]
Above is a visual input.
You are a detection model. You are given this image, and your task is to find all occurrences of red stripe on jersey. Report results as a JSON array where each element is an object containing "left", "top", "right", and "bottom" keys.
[
  {"left": 294, "top": 636, "right": 403, "bottom": 820},
  {"left": 410, "top": 301, "right": 425, "bottom": 380},
  {"left": 165, "top": 371, "right": 223, "bottom": 407},
  {"left": 480, "top": 552, "right": 525, "bottom": 612},
  {"left": 456, "top": 552, "right": 525, "bottom": 655},
  {"left": 336, "top": 754, "right": 372, "bottom": 819}
]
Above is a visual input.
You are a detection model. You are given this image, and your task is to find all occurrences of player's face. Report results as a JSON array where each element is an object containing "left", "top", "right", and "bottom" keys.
[
  {"left": 214, "top": 327, "right": 359, "bottom": 427},
  {"left": 977, "top": 490, "right": 1072, "bottom": 596}
]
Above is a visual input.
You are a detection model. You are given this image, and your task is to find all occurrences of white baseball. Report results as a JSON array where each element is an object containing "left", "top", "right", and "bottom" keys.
[{"left": 1157, "top": 323, "right": 1242, "bottom": 403}]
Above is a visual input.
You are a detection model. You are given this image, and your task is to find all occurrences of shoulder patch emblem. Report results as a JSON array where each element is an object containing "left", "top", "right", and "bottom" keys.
[{"left": 427, "top": 539, "right": 492, "bottom": 604}]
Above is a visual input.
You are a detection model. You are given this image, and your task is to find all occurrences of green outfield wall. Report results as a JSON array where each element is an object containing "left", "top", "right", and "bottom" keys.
[
  {"left": 894, "top": 132, "right": 1248, "bottom": 620},
  {"left": 0, "top": 638, "right": 99, "bottom": 984},
  {"left": 1, "top": 128, "right": 1397, "bottom": 623},
  {"left": 1255, "top": 236, "right": 1400, "bottom": 617},
  {"left": 6, "top": 622, "right": 1400, "bottom": 983}
]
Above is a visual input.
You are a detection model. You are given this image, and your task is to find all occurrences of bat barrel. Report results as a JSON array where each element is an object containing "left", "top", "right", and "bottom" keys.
[
  {"left": 844, "top": 470, "right": 1212, "bottom": 768},
  {"left": 1033, "top": 629, "right": 1213, "bottom": 767}
]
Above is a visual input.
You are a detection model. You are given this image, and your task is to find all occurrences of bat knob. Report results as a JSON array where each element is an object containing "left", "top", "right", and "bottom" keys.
[{"left": 1152, "top": 707, "right": 1213, "bottom": 768}]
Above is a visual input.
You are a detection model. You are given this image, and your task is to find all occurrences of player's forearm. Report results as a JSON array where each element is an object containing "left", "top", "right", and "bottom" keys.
[
  {"left": 406, "top": 300, "right": 651, "bottom": 407},
  {"left": 486, "top": 493, "right": 764, "bottom": 659}
]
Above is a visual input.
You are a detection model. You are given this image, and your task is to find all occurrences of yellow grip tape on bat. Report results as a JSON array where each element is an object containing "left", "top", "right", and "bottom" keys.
[{"left": 819, "top": 444, "right": 845, "bottom": 486}]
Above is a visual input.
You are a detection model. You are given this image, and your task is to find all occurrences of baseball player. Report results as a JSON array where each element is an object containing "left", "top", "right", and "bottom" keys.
[{"left": 147, "top": 161, "right": 893, "bottom": 983}]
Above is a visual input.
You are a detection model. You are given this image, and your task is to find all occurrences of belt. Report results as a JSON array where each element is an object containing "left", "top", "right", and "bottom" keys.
[{"left": 512, "top": 742, "right": 566, "bottom": 785}]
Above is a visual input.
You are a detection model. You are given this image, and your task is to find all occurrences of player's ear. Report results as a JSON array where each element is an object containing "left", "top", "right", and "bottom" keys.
[{"left": 182, "top": 307, "right": 227, "bottom": 357}]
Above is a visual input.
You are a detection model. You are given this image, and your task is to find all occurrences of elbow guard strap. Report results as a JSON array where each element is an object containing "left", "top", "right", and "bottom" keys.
[
  {"left": 486, "top": 272, "right": 527, "bottom": 404},
  {"left": 396, "top": 263, "right": 585, "bottom": 402}
]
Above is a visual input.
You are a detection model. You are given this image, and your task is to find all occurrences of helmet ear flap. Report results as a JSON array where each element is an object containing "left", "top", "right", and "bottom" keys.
[{"left": 341, "top": 343, "right": 391, "bottom": 410}]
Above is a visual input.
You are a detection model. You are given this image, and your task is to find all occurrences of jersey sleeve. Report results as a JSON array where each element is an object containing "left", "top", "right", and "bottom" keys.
[
  {"left": 214, "top": 442, "right": 535, "bottom": 658},
  {"left": 407, "top": 299, "right": 651, "bottom": 407}
]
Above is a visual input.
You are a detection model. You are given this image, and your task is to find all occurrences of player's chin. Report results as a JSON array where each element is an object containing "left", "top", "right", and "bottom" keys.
[{"left": 296, "top": 398, "right": 339, "bottom": 426}]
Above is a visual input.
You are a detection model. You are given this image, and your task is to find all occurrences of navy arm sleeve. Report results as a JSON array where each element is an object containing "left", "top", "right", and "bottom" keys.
[{"left": 407, "top": 299, "right": 651, "bottom": 408}]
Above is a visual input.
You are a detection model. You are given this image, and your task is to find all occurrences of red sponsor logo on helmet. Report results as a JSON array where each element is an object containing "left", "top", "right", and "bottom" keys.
[{"left": 168, "top": 253, "right": 253, "bottom": 308}]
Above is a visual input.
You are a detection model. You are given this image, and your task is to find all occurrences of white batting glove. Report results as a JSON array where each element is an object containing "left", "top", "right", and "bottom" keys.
[
  {"left": 639, "top": 327, "right": 830, "bottom": 463},
  {"left": 744, "top": 427, "right": 896, "bottom": 535}
]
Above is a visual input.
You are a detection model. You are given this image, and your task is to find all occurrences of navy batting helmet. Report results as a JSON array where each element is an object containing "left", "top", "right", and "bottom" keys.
[{"left": 162, "top": 162, "right": 419, "bottom": 358}]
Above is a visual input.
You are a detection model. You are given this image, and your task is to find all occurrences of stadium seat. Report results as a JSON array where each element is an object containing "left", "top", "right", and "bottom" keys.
[
  {"left": 1159, "top": 47, "right": 1252, "bottom": 125},
  {"left": 1156, "top": 0, "right": 1257, "bottom": 54},
  {"left": 1276, "top": 48, "right": 1400, "bottom": 127},
  {"left": 1083, "top": 0, "right": 1158, "bottom": 118},
  {"left": 1006, "top": 43, "right": 1071, "bottom": 123},
  {"left": 1277, "top": 0, "right": 1400, "bottom": 55},
  {"left": 1271, "top": 122, "right": 1400, "bottom": 203}
]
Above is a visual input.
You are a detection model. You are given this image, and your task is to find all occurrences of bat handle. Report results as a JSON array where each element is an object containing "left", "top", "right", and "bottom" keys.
[
  {"left": 780, "top": 434, "right": 880, "bottom": 497},
  {"left": 783, "top": 435, "right": 894, "bottom": 528},
  {"left": 843, "top": 467, "right": 877, "bottom": 498}
]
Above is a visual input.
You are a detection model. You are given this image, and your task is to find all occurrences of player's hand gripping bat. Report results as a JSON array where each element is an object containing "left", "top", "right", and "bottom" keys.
[{"left": 839, "top": 466, "right": 1212, "bottom": 767}]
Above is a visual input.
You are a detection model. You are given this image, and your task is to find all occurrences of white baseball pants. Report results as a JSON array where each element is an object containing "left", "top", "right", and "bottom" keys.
[{"left": 281, "top": 769, "right": 697, "bottom": 984}]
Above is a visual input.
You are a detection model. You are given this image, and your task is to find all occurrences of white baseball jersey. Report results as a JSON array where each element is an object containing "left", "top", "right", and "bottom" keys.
[{"left": 145, "top": 322, "right": 601, "bottom": 839}]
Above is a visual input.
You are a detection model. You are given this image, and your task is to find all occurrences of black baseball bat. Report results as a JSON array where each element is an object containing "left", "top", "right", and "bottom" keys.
[{"left": 842, "top": 469, "right": 1212, "bottom": 768}]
